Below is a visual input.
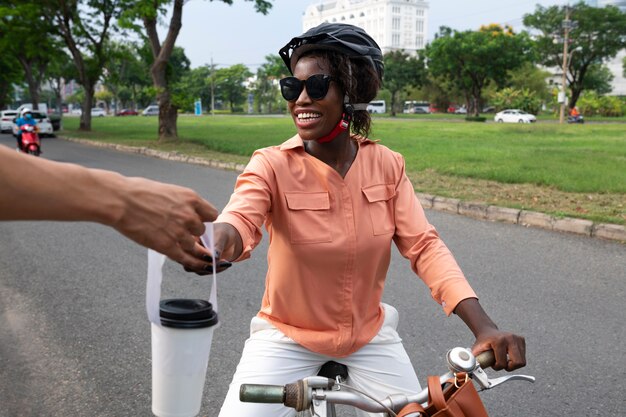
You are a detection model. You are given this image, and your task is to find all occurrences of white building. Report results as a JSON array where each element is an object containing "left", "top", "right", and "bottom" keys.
[{"left": 302, "top": 0, "right": 429, "bottom": 56}]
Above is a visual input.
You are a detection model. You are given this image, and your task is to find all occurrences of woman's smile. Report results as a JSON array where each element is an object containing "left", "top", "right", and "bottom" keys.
[{"left": 295, "top": 111, "right": 323, "bottom": 128}]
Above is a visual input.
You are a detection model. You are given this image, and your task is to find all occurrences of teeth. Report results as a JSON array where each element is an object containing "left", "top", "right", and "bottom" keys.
[{"left": 297, "top": 112, "right": 321, "bottom": 120}]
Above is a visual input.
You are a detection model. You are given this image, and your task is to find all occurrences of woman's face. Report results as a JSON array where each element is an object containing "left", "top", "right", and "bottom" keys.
[{"left": 288, "top": 56, "right": 344, "bottom": 142}]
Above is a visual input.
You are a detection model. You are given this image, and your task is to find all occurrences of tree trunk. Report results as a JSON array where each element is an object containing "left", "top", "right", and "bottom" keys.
[
  {"left": 17, "top": 58, "right": 41, "bottom": 111},
  {"left": 80, "top": 85, "right": 94, "bottom": 131},
  {"left": 143, "top": 0, "right": 184, "bottom": 142},
  {"left": 158, "top": 89, "right": 178, "bottom": 139},
  {"left": 53, "top": 76, "right": 63, "bottom": 114},
  {"left": 569, "top": 87, "right": 582, "bottom": 110}
]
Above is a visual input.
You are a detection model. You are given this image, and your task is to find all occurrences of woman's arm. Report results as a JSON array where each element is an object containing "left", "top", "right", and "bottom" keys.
[{"left": 454, "top": 298, "right": 526, "bottom": 371}]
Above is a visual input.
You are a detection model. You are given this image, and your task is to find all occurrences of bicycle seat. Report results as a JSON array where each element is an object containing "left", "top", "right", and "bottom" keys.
[{"left": 318, "top": 361, "right": 348, "bottom": 381}]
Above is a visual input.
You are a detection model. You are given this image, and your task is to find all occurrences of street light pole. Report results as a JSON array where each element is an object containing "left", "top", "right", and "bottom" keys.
[
  {"left": 210, "top": 57, "right": 215, "bottom": 117},
  {"left": 559, "top": 6, "right": 572, "bottom": 124}
]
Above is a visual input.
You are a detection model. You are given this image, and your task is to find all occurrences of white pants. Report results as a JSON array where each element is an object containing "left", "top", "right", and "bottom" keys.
[{"left": 218, "top": 304, "right": 421, "bottom": 417}]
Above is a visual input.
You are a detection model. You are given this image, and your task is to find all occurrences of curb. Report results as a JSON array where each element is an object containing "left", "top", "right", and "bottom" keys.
[
  {"left": 418, "top": 193, "right": 625, "bottom": 242},
  {"left": 65, "top": 137, "right": 626, "bottom": 244}
]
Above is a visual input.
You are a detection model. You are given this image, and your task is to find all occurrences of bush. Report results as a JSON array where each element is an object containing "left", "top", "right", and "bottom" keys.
[
  {"left": 465, "top": 116, "right": 487, "bottom": 122},
  {"left": 578, "top": 91, "right": 625, "bottom": 117},
  {"left": 491, "top": 87, "right": 542, "bottom": 114}
]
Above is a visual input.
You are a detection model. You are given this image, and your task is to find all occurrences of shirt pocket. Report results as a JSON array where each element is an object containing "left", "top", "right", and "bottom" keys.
[
  {"left": 285, "top": 192, "right": 332, "bottom": 244},
  {"left": 362, "top": 184, "right": 396, "bottom": 235}
]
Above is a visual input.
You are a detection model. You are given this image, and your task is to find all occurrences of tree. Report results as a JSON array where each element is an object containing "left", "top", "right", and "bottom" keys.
[
  {"left": 426, "top": 25, "right": 533, "bottom": 116},
  {"left": 121, "top": 0, "right": 273, "bottom": 142},
  {"left": 0, "top": 48, "right": 21, "bottom": 109},
  {"left": 103, "top": 41, "right": 150, "bottom": 113},
  {"left": 214, "top": 64, "right": 253, "bottom": 112},
  {"left": 0, "top": 1, "right": 61, "bottom": 112},
  {"left": 581, "top": 63, "right": 614, "bottom": 95},
  {"left": 505, "top": 62, "right": 552, "bottom": 102},
  {"left": 40, "top": 0, "right": 125, "bottom": 131},
  {"left": 254, "top": 54, "right": 287, "bottom": 114},
  {"left": 45, "top": 52, "right": 76, "bottom": 114},
  {"left": 175, "top": 65, "right": 213, "bottom": 113},
  {"left": 383, "top": 51, "right": 426, "bottom": 116},
  {"left": 523, "top": 3, "right": 626, "bottom": 109}
]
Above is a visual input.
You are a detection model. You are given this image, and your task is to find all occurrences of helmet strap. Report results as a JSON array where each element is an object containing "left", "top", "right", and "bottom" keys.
[{"left": 316, "top": 112, "right": 350, "bottom": 143}]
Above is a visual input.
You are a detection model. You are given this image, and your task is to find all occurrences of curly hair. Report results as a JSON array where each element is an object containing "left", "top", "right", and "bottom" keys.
[{"left": 298, "top": 49, "right": 381, "bottom": 138}]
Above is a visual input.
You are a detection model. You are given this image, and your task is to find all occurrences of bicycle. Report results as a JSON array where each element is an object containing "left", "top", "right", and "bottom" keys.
[{"left": 239, "top": 347, "right": 535, "bottom": 416}]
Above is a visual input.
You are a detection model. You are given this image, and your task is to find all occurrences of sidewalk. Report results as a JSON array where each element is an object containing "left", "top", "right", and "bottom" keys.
[{"left": 65, "top": 137, "right": 626, "bottom": 243}]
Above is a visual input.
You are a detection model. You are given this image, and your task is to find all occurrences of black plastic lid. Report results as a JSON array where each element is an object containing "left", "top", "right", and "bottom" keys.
[{"left": 159, "top": 299, "right": 218, "bottom": 329}]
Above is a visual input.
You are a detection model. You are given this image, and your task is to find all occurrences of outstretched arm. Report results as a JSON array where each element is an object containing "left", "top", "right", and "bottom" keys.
[
  {"left": 454, "top": 298, "right": 526, "bottom": 371},
  {"left": 0, "top": 146, "right": 218, "bottom": 267}
]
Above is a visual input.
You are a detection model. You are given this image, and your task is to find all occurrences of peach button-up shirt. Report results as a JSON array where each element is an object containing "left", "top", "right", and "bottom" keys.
[{"left": 216, "top": 135, "right": 476, "bottom": 357}]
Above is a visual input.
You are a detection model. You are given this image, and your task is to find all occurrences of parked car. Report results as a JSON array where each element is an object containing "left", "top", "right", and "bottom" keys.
[
  {"left": 447, "top": 105, "right": 467, "bottom": 114},
  {"left": 91, "top": 107, "right": 106, "bottom": 117},
  {"left": 142, "top": 105, "right": 159, "bottom": 116},
  {"left": 403, "top": 101, "right": 430, "bottom": 114},
  {"left": 116, "top": 109, "right": 138, "bottom": 116},
  {"left": 494, "top": 109, "right": 536, "bottom": 124},
  {"left": 11, "top": 111, "right": 54, "bottom": 137},
  {"left": 1, "top": 110, "right": 18, "bottom": 133}
]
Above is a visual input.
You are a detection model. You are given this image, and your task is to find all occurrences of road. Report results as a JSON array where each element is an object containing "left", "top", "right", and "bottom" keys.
[{"left": 1, "top": 133, "right": 624, "bottom": 416}]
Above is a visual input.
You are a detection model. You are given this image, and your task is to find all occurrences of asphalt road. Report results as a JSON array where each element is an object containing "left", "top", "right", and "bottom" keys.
[{"left": 1, "top": 133, "right": 624, "bottom": 416}]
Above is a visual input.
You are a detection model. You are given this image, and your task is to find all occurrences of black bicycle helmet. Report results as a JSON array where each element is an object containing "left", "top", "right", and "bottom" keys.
[{"left": 279, "top": 22, "right": 384, "bottom": 82}]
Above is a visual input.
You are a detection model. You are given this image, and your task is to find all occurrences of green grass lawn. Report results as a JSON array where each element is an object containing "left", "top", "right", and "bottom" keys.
[{"left": 61, "top": 115, "right": 626, "bottom": 225}]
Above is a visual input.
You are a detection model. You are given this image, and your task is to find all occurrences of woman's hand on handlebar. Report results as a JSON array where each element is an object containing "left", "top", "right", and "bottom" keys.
[{"left": 471, "top": 327, "right": 526, "bottom": 372}]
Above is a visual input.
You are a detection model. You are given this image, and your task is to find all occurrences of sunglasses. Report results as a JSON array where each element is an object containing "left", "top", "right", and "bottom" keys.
[{"left": 279, "top": 74, "right": 333, "bottom": 101}]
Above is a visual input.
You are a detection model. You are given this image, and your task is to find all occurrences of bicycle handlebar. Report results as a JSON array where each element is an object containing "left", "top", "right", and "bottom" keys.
[
  {"left": 238, "top": 384, "right": 285, "bottom": 404},
  {"left": 239, "top": 348, "right": 532, "bottom": 413}
]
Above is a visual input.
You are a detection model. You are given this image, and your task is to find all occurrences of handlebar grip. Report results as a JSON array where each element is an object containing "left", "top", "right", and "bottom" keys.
[
  {"left": 239, "top": 384, "right": 285, "bottom": 404},
  {"left": 476, "top": 350, "right": 495, "bottom": 369}
]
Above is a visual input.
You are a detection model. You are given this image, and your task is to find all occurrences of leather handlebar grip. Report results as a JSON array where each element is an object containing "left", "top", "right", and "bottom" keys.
[
  {"left": 239, "top": 384, "right": 285, "bottom": 403},
  {"left": 284, "top": 380, "right": 308, "bottom": 411},
  {"left": 476, "top": 350, "right": 495, "bottom": 369}
]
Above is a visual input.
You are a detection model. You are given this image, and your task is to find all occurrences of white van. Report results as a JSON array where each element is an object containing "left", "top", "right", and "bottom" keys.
[
  {"left": 17, "top": 103, "right": 49, "bottom": 114},
  {"left": 366, "top": 100, "right": 386, "bottom": 114},
  {"left": 142, "top": 105, "right": 159, "bottom": 116}
]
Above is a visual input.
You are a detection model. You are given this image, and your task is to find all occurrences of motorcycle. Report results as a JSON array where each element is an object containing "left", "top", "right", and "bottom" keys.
[
  {"left": 18, "top": 124, "right": 42, "bottom": 156},
  {"left": 567, "top": 115, "right": 584, "bottom": 124}
]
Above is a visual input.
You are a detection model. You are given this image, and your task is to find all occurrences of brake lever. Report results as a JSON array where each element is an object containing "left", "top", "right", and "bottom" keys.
[{"left": 471, "top": 365, "right": 535, "bottom": 391}]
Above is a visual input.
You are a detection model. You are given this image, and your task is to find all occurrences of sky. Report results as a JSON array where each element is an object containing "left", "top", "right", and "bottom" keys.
[{"left": 166, "top": 0, "right": 570, "bottom": 70}]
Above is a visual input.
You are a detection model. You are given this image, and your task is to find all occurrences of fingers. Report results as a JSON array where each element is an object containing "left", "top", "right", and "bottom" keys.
[
  {"left": 472, "top": 332, "right": 526, "bottom": 372},
  {"left": 181, "top": 241, "right": 232, "bottom": 276},
  {"left": 505, "top": 335, "right": 526, "bottom": 371}
]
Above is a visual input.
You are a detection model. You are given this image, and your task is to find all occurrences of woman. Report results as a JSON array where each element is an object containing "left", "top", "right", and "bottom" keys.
[{"left": 195, "top": 23, "right": 526, "bottom": 416}]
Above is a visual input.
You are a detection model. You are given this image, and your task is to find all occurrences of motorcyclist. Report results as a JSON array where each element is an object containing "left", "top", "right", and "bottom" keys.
[
  {"left": 568, "top": 106, "right": 584, "bottom": 123},
  {"left": 15, "top": 109, "right": 38, "bottom": 152}
]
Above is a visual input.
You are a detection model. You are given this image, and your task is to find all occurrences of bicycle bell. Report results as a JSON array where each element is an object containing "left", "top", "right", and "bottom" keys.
[{"left": 446, "top": 347, "right": 477, "bottom": 373}]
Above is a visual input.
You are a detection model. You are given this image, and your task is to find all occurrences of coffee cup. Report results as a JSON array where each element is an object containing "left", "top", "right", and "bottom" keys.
[{"left": 151, "top": 298, "right": 218, "bottom": 417}]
